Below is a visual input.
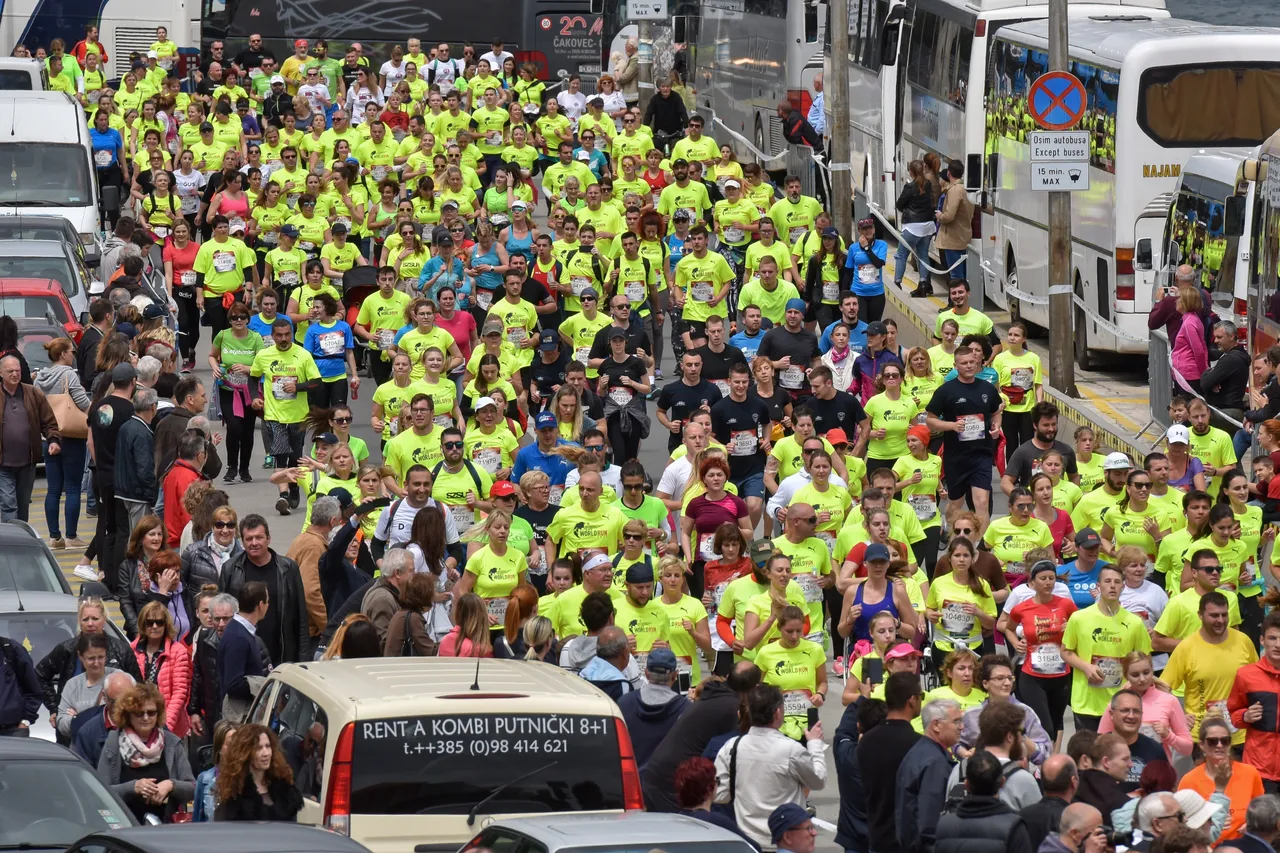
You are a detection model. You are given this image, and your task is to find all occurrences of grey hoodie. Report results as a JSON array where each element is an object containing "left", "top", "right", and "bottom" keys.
[{"left": 34, "top": 363, "right": 91, "bottom": 412}]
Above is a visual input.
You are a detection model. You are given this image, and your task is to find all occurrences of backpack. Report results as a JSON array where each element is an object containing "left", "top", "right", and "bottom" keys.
[
  {"left": 430, "top": 459, "right": 485, "bottom": 495},
  {"left": 941, "top": 758, "right": 1030, "bottom": 814}
]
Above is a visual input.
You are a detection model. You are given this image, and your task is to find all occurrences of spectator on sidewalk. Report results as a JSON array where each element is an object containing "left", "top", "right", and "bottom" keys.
[
  {"left": 934, "top": 749, "right": 1034, "bottom": 853},
  {"left": 1200, "top": 320, "right": 1249, "bottom": 427},
  {"left": 935, "top": 160, "right": 974, "bottom": 283},
  {"left": 0, "top": 354, "right": 59, "bottom": 522}
]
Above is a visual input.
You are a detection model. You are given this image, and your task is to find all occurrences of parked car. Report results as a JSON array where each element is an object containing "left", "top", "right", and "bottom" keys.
[
  {"left": 455, "top": 813, "right": 759, "bottom": 853},
  {"left": 0, "top": 736, "right": 137, "bottom": 851},
  {"left": 0, "top": 524, "right": 71, "bottom": 594},
  {"left": 0, "top": 238, "right": 97, "bottom": 322},
  {"left": 67, "top": 824, "right": 375, "bottom": 853},
  {"left": 15, "top": 316, "right": 75, "bottom": 375},
  {"left": 0, "top": 213, "right": 99, "bottom": 267},
  {"left": 0, "top": 278, "right": 84, "bottom": 341}
]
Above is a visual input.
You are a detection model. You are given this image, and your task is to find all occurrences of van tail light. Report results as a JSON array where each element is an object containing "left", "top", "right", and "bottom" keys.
[
  {"left": 616, "top": 722, "right": 645, "bottom": 810},
  {"left": 970, "top": 205, "right": 982, "bottom": 239},
  {"left": 975, "top": 19, "right": 987, "bottom": 37},
  {"left": 1116, "top": 247, "right": 1135, "bottom": 301},
  {"left": 787, "top": 89, "right": 812, "bottom": 116},
  {"left": 323, "top": 722, "right": 355, "bottom": 835},
  {"left": 1236, "top": 297, "right": 1249, "bottom": 341}
]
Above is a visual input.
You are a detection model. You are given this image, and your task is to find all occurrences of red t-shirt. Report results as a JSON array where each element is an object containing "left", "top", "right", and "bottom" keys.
[
  {"left": 1045, "top": 507, "right": 1074, "bottom": 562},
  {"left": 1006, "top": 595, "right": 1077, "bottom": 678},
  {"left": 434, "top": 308, "right": 477, "bottom": 362},
  {"left": 162, "top": 238, "right": 199, "bottom": 289},
  {"left": 844, "top": 538, "right": 912, "bottom": 577}
]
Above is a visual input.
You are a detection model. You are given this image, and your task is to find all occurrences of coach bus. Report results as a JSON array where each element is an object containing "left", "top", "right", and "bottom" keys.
[
  {"left": 598, "top": 0, "right": 823, "bottom": 160},
  {"left": 984, "top": 19, "right": 1280, "bottom": 368},
  {"left": 1242, "top": 131, "right": 1280, "bottom": 356}
]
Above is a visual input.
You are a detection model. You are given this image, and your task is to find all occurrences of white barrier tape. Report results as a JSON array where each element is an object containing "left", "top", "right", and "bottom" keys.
[
  {"left": 829, "top": 162, "right": 853, "bottom": 172},
  {"left": 1070, "top": 294, "right": 1150, "bottom": 345},
  {"left": 708, "top": 113, "right": 781, "bottom": 165},
  {"left": 1048, "top": 285, "right": 1072, "bottom": 296},
  {"left": 1167, "top": 360, "right": 1246, "bottom": 430},
  {"left": 1002, "top": 277, "right": 1050, "bottom": 306},
  {"left": 864, "top": 203, "right": 967, "bottom": 277}
]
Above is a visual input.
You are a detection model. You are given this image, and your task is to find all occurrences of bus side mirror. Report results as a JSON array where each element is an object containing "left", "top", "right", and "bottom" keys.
[
  {"left": 589, "top": 0, "right": 602, "bottom": 13},
  {"left": 1166, "top": 241, "right": 1182, "bottom": 267},
  {"left": 1225, "top": 195, "right": 1246, "bottom": 237},
  {"left": 1135, "top": 238, "right": 1153, "bottom": 271},
  {"left": 673, "top": 15, "right": 688, "bottom": 44},
  {"left": 966, "top": 153, "right": 981, "bottom": 191}
]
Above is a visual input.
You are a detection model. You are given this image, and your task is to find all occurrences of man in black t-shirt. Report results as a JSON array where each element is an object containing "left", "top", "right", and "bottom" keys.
[
  {"left": 755, "top": 298, "right": 821, "bottom": 399},
  {"left": 655, "top": 350, "right": 723, "bottom": 452},
  {"left": 531, "top": 330, "right": 571, "bottom": 411},
  {"left": 710, "top": 362, "right": 772, "bottom": 527},
  {"left": 589, "top": 295, "right": 652, "bottom": 369},
  {"left": 806, "top": 366, "right": 867, "bottom": 440},
  {"left": 691, "top": 315, "right": 747, "bottom": 399},
  {"left": 925, "top": 347, "right": 1002, "bottom": 530},
  {"left": 87, "top": 363, "right": 137, "bottom": 592},
  {"left": 565, "top": 362, "right": 605, "bottom": 421},
  {"left": 999, "top": 402, "right": 1079, "bottom": 494}
]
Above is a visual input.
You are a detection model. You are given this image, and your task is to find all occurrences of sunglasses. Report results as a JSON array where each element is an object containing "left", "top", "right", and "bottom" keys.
[
  {"left": 213, "top": 520, "right": 235, "bottom": 530},
  {"left": 443, "top": 441, "right": 464, "bottom": 449},
  {"left": 584, "top": 445, "right": 606, "bottom": 452},
  {"left": 624, "top": 482, "right": 645, "bottom": 491},
  {"left": 800, "top": 516, "right": 818, "bottom": 524},
  {"left": 1198, "top": 565, "right": 1223, "bottom": 574},
  {"left": 134, "top": 709, "right": 159, "bottom": 718},
  {"left": 954, "top": 527, "right": 974, "bottom": 535},
  {"left": 624, "top": 533, "right": 645, "bottom": 540},
  {"left": 333, "top": 417, "right": 352, "bottom": 424},
  {"left": 144, "top": 619, "right": 166, "bottom": 627},
  {"left": 1013, "top": 503, "right": 1033, "bottom": 511},
  {"left": 1203, "top": 736, "right": 1231, "bottom": 747},
  {"left": 1131, "top": 481, "right": 1151, "bottom": 489}
]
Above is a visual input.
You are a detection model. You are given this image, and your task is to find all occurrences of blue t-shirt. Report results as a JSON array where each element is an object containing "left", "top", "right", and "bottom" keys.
[
  {"left": 90, "top": 127, "right": 123, "bottom": 168},
  {"left": 844, "top": 239, "right": 889, "bottom": 297},
  {"left": 418, "top": 256, "right": 469, "bottom": 302},
  {"left": 665, "top": 234, "right": 687, "bottom": 269},
  {"left": 511, "top": 439, "right": 577, "bottom": 489},
  {"left": 1061, "top": 559, "right": 1113, "bottom": 608},
  {"left": 247, "top": 312, "right": 291, "bottom": 343},
  {"left": 819, "top": 318, "right": 869, "bottom": 354},
  {"left": 729, "top": 324, "right": 772, "bottom": 363},
  {"left": 944, "top": 365, "right": 999, "bottom": 384},
  {"left": 572, "top": 147, "right": 609, "bottom": 179},
  {"left": 303, "top": 319, "right": 354, "bottom": 379}
]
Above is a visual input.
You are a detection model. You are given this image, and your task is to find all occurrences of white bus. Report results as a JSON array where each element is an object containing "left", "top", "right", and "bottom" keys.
[
  {"left": 603, "top": 0, "right": 824, "bottom": 160},
  {"left": 0, "top": 0, "right": 195, "bottom": 79},
  {"left": 984, "top": 19, "right": 1280, "bottom": 367}
]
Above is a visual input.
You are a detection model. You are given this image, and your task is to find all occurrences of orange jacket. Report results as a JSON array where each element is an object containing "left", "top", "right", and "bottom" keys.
[{"left": 1227, "top": 655, "right": 1280, "bottom": 781}]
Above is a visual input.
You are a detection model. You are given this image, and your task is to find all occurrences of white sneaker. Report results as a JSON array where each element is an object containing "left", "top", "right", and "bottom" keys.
[{"left": 72, "top": 564, "right": 99, "bottom": 582}]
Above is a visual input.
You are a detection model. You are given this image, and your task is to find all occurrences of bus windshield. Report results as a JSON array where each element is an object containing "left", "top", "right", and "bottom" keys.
[
  {"left": 0, "top": 144, "right": 92, "bottom": 207},
  {"left": 1139, "top": 63, "right": 1280, "bottom": 148}
]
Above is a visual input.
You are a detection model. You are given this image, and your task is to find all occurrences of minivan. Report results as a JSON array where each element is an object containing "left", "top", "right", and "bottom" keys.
[
  {"left": 0, "top": 59, "right": 46, "bottom": 90},
  {"left": 245, "top": 659, "right": 644, "bottom": 853}
]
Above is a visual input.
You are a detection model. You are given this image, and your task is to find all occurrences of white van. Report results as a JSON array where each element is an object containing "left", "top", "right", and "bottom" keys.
[
  {"left": 0, "top": 58, "right": 45, "bottom": 89},
  {"left": 246, "top": 659, "right": 645, "bottom": 853},
  {"left": 0, "top": 92, "right": 99, "bottom": 253}
]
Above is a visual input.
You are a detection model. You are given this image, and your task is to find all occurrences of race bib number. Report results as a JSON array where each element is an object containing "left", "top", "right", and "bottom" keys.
[
  {"left": 224, "top": 370, "right": 248, "bottom": 386},
  {"left": 608, "top": 385, "right": 633, "bottom": 406},
  {"left": 94, "top": 150, "right": 113, "bottom": 167},
  {"left": 1030, "top": 642, "right": 1066, "bottom": 675},
  {"left": 213, "top": 252, "right": 236, "bottom": 273},
  {"left": 723, "top": 226, "right": 744, "bottom": 244},
  {"left": 1010, "top": 367, "right": 1034, "bottom": 390},
  {"left": 817, "top": 532, "right": 836, "bottom": 556},
  {"left": 679, "top": 207, "right": 697, "bottom": 222},
  {"left": 432, "top": 414, "right": 453, "bottom": 428},
  {"left": 287, "top": 192, "right": 301, "bottom": 208},
  {"left": 280, "top": 270, "right": 300, "bottom": 287},
  {"left": 376, "top": 329, "right": 396, "bottom": 350},
  {"left": 780, "top": 366, "right": 805, "bottom": 389},
  {"left": 575, "top": 346, "right": 590, "bottom": 365},
  {"left": 372, "top": 165, "right": 389, "bottom": 182},
  {"left": 334, "top": 217, "right": 352, "bottom": 231},
  {"left": 795, "top": 572, "right": 823, "bottom": 603},
  {"left": 713, "top": 379, "right": 731, "bottom": 398},
  {"left": 476, "top": 290, "right": 493, "bottom": 310},
  {"left": 783, "top": 690, "right": 812, "bottom": 717},
  {"left": 300, "top": 241, "right": 316, "bottom": 252},
  {"left": 690, "top": 281, "right": 714, "bottom": 302},
  {"left": 788, "top": 226, "right": 807, "bottom": 243},
  {"left": 857, "top": 264, "right": 878, "bottom": 284},
  {"left": 957, "top": 414, "right": 986, "bottom": 442},
  {"left": 908, "top": 494, "right": 936, "bottom": 521},
  {"left": 271, "top": 376, "right": 296, "bottom": 400},
  {"left": 152, "top": 225, "right": 170, "bottom": 239},
  {"left": 475, "top": 447, "right": 501, "bottom": 474},
  {"left": 448, "top": 502, "right": 475, "bottom": 531},
  {"left": 571, "top": 276, "right": 592, "bottom": 296},
  {"left": 507, "top": 326, "right": 527, "bottom": 345},
  {"left": 318, "top": 331, "right": 345, "bottom": 355},
  {"left": 709, "top": 581, "right": 730, "bottom": 618},
  {"left": 697, "top": 532, "right": 718, "bottom": 562},
  {"left": 940, "top": 601, "right": 974, "bottom": 639},
  {"left": 624, "top": 281, "right": 646, "bottom": 303},
  {"left": 180, "top": 271, "right": 197, "bottom": 287},
  {"left": 486, "top": 131, "right": 504, "bottom": 146},
  {"left": 822, "top": 281, "right": 839, "bottom": 302},
  {"left": 730, "top": 429, "right": 758, "bottom": 457},
  {"left": 549, "top": 484, "right": 564, "bottom": 505},
  {"left": 486, "top": 596, "right": 509, "bottom": 622},
  {"left": 1092, "top": 655, "right": 1124, "bottom": 689},
  {"left": 1205, "top": 700, "right": 1237, "bottom": 733},
  {"left": 260, "top": 230, "right": 279, "bottom": 245}
]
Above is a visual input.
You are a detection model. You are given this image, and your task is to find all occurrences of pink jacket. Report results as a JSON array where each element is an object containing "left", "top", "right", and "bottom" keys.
[
  {"left": 1098, "top": 683, "right": 1193, "bottom": 760},
  {"left": 1171, "top": 311, "right": 1208, "bottom": 391},
  {"left": 132, "top": 637, "right": 192, "bottom": 739}
]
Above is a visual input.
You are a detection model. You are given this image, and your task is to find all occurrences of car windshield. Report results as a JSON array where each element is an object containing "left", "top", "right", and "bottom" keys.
[
  {"left": 0, "top": 256, "right": 75, "bottom": 299},
  {"left": 0, "top": 295, "right": 67, "bottom": 324},
  {"left": 0, "top": 547, "right": 66, "bottom": 593},
  {"left": 0, "top": 613, "right": 82, "bottom": 666},
  {"left": 562, "top": 845, "right": 755, "bottom": 853},
  {"left": 0, "top": 144, "right": 92, "bottom": 207},
  {"left": 0, "top": 758, "right": 133, "bottom": 845}
]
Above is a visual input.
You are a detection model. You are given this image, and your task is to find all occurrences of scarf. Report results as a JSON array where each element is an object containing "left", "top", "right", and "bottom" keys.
[
  {"left": 119, "top": 727, "right": 165, "bottom": 768},
  {"left": 207, "top": 533, "right": 234, "bottom": 571},
  {"left": 828, "top": 344, "right": 851, "bottom": 365}
]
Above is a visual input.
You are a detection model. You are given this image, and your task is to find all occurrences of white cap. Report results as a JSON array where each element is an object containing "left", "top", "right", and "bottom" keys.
[
  {"left": 1102, "top": 451, "right": 1133, "bottom": 471},
  {"left": 1172, "top": 790, "right": 1221, "bottom": 829},
  {"left": 147, "top": 50, "right": 158, "bottom": 59},
  {"left": 475, "top": 395, "right": 498, "bottom": 410},
  {"left": 270, "top": 74, "right": 285, "bottom": 85},
  {"left": 1165, "top": 424, "right": 1191, "bottom": 445},
  {"left": 576, "top": 150, "right": 591, "bottom": 161},
  {"left": 582, "top": 553, "right": 612, "bottom": 574},
  {"left": 723, "top": 179, "right": 741, "bottom": 189}
]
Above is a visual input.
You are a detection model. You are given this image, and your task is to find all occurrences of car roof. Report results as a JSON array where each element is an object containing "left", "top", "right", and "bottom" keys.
[
  {"left": 0, "top": 239, "right": 69, "bottom": 258},
  {"left": 0, "top": 520, "right": 44, "bottom": 543},
  {"left": 490, "top": 813, "right": 750, "bottom": 846},
  {"left": 0, "top": 734, "right": 83, "bottom": 761},
  {"left": 0, "top": 590, "right": 83, "bottom": 612},
  {"left": 74, "top": 824, "right": 375, "bottom": 853},
  {"left": 272, "top": 659, "right": 620, "bottom": 718},
  {"left": 0, "top": 278, "right": 66, "bottom": 293}
]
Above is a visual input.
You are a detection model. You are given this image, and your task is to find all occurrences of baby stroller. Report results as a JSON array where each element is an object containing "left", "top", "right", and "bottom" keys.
[{"left": 342, "top": 266, "right": 380, "bottom": 375}]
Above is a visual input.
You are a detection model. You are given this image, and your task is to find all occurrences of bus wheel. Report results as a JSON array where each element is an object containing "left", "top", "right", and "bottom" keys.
[
  {"left": 754, "top": 117, "right": 767, "bottom": 161},
  {"left": 1074, "top": 276, "right": 1094, "bottom": 371},
  {"left": 1006, "top": 256, "right": 1022, "bottom": 324}
]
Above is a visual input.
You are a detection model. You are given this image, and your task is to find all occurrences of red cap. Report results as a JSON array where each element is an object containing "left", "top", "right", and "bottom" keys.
[
  {"left": 294, "top": 38, "right": 309, "bottom": 48},
  {"left": 490, "top": 480, "right": 517, "bottom": 498},
  {"left": 907, "top": 424, "right": 932, "bottom": 447},
  {"left": 826, "top": 428, "right": 848, "bottom": 446}
]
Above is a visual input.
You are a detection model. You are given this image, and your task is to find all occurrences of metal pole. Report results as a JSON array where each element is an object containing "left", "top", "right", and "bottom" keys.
[
  {"left": 828, "top": 0, "right": 853, "bottom": 237},
  {"left": 638, "top": 20, "right": 653, "bottom": 112},
  {"left": 1047, "top": 0, "right": 1076, "bottom": 396}
]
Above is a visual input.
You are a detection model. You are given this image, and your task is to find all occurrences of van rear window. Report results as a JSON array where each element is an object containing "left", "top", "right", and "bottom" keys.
[
  {"left": 0, "top": 71, "right": 33, "bottom": 89},
  {"left": 351, "top": 714, "right": 625, "bottom": 815}
]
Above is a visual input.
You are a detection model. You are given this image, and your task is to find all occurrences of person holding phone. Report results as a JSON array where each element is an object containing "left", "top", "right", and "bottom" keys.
[{"left": 753, "top": 604, "right": 826, "bottom": 740}]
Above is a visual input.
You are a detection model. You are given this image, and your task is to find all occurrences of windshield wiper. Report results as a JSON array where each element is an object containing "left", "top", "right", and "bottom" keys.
[
  {"left": 0, "top": 200, "right": 73, "bottom": 207},
  {"left": 465, "top": 760, "right": 559, "bottom": 826}
]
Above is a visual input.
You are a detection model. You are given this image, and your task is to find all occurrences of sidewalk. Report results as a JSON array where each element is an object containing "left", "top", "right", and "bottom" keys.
[{"left": 883, "top": 254, "right": 1153, "bottom": 462}]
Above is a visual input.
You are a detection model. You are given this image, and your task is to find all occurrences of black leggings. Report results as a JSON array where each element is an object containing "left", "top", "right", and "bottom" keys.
[
  {"left": 1016, "top": 669, "right": 1073, "bottom": 741},
  {"left": 368, "top": 353, "right": 393, "bottom": 388},
  {"left": 218, "top": 386, "right": 258, "bottom": 475},
  {"left": 309, "top": 378, "right": 349, "bottom": 410},
  {"left": 913, "top": 525, "right": 942, "bottom": 580},
  {"left": 92, "top": 484, "right": 121, "bottom": 592},
  {"left": 858, "top": 292, "right": 886, "bottom": 323},
  {"left": 688, "top": 559, "right": 706, "bottom": 600},
  {"left": 1240, "top": 593, "right": 1264, "bottom": 646},
  {"left": 825, "top": 586, "right": 847, "bottom": 662},
  {"left": 174, "top": 289, "right": 199, "bottom": 360},
  {"left": 1003, "top": 409, "right": 1035, "bottom": 459},
  {"left": 607, "top": 413, "right": 642, "bottom": 464}
]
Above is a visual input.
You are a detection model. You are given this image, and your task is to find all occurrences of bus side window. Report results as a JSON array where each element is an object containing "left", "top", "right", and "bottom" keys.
[{"left": 805, "top": 0, "right": 820, "bottom": 43}]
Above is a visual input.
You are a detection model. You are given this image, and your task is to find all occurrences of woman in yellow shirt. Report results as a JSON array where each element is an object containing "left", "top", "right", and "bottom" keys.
[
  {"left": 925, "top": 536, "right": 998, "bottom": 666},
  {"left": 856, "top": 363, "right": 918, "bottom": 473},
  {"left": 742, "top": 552, "right": 806, "bottom": 655}
]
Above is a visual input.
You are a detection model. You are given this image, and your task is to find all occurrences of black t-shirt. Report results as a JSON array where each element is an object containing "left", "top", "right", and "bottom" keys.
[
  {"left": 755, "top": 327, "right": 821, "bottom": 393},
  {"left": 710, "top": 395, "right": 772, "bottom": 480},
  {"left": 581, "top": 388, "right": 605, "bottom": 421},
  {"left": 656, "top": 379, "right": 723, "bottom": 450},
  {"left": 1004, "top": 438, "right": 1079, "bottom": 486},
  {"left": 520, "top": 276, "right": 554, "bottom": 313},
  {"left": 88, "top": 395, "right": 135, "bottom": 487},
  {"left": 341, "top": 63, "right": 362, "bottom": 90},
  {"left": 598, "top": 355, "right": 646, "bottom": 409},
  {"left": 925, "top": 376, "right": 1002, "bottom": 464},
  {"left": 691, "top": 343, "right": 747, "bottom": 390},
  {"left": 515, "top": 503, "right": 558, "bottom": 550},
  {"left": 1122, "top": 734, "right": 1167, "bottom": 792},
  {"left": 243, "top": 559, "right": 282, "bottom": 665},
  {"left": 232, "top": 49, "right": 274, "bottom": 70},
  {"left": 531, "top": 351, "right": 571, "bottom": 402},
  {"left": 807, "top": 389, "right": 867, "bottom": 437},
  {"left": 749, "top": 382, "right": 792, "bottom": 425},
  {"left": 589, "top": 321, "right": 651, "bottom": 363}
]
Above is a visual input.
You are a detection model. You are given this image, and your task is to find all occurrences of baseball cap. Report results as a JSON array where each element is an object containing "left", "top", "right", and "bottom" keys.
[
  {"left": 582, "top": 553, "right": 612, "bottom": 574},
  {"left": 110, "top": 363, "right": 137, "bottom": 383},
  {"left": 645, "top": 647, "right": 677, "bottom": 674},
  {"left": 270, "top": 74, "right": 285, "bottom": 85},
  {"left": 142, "top": 303, "right": 166, "bottom": 320},
  {"left": 474, "top": 396, "right": 498, "bottom": 410},
  {"left": 769, "top": 804, "right": 811, "bottom": 844},
  {"left": 1075, "top": 528, "right": 1102, "bottom": 549},
  {"left": 131, "top": 60, "right": 146, "bottom": 70},
  {"left": 885, "top": 643, "right": 921, "bottom": 661},
  {"left": 147, "top": 50, "right": 158, "bottom": 59},
  {"left": 539, "top": 329, "right": 559, "bottom": 351},
  {"left": 314, "top": 432, "right": 340, "bottom": 445},
  {"left": 441, "top": 200, "right": 459, "bottom": 211},
  {"left": 723, "top": 179, "right": 740, "bottom": 189},
  {"left": 1166, "top": 424, "right": 1191, "bottom": 445},
  {"left": 490, "top": 480, "right": 516, "bottom": 498},
  {"left": 576, "top": 150, "right": 591, "bottom": 161},
  {"left": 481, "top": 321, "right": 503, "bottom": 337},
  {"left": 328, "top": 487, "right": 355, "bottom": 510},
  {"left": 1102, "top": 451, "right": 1132, "bottom": 471},
  {"left": 625, "top": 562, "right": 654, "bottom": 584},
  {"left": 114, "top": 322, "right": 138, "bottom": 340},
  {"left": 826, "top": 428, "right": 848, "bottom": 446},
  {"left": 608, "top": 326, "right": 627, "bottom": 340},
  {"left": 199, "top": 121, "right": 213, "bottom": 132},
  {"left": 330, "top": 221, "right": 348, "bottom": 235},
  {"left": 864, "top": 542, "right": 891, "bottom": 563},
  {"left": 821, "top": 226, "right": 839, "bottom": 238},
  {"left": 535, "top": 411, "right": 557, "bottom": 430},
  {"left": 672, "top": 209, "right": 693, "bottom": 222},
  {"left": 435, "top": 234, "right": 454, "bottom": 248},
  {"left": 672, "top": 158, "right": 689, "bottom": 167},
  {"left": 511, "top": 200, "right": 529, "bottom": 211},
  {"left": 785, "top": 298, "right": 806, "bottom": 313},
  {"left": 280, "top": 224, "right": 300, "bottom": 238},
  {"left": 866, "top": 321, "right": 888, "bottom": 336}
]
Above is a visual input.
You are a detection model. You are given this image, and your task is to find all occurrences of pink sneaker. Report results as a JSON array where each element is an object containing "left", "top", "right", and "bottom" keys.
[{"left": 833, "top": 657, "right": 845, "bottom": 677}]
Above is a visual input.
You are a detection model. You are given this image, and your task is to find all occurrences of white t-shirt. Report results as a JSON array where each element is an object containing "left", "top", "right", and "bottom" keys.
[
  {"left": 657, "top": 457, "right": 694, "bottom": 504},
  {"left": 380, "top": 60, "right": 406, "bottom": 97},
  {"left": 345, "top": 85, "right": 384, "bottom": 120},
  {"left": 564, "top": 464, "right": 624, "bottom": 498},
  {"left": 173, "top": 169, "right": 207, "bottom": 215},
  {"left": 557, "top": 91, "right": 587, "bottom": 124},
  {"left": 427, "top": 58, "right": 463, "bottom": 91},
  {"left": 298, "top": 82, "right": 331, "bottom": 115},
  {"left": 479, "top": 51, "right": 513, "bottom": 73},
  {"left": 1120, "top": 580, "right": 1170, "bottom": 668},
  {"left": 374, "top": 497, "right": 461, "bottom": 548},
  {"left": 601, "top": 91, "right": 628, "bottom": 126},
  {"left": 1001, "top": 582, "right": 1072, "bottom": 613}
]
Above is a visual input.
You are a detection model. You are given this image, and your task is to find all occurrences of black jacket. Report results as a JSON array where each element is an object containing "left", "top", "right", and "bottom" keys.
[
  {"left": 644, "top": 91, "right": 689, "bottom": 136},
  {"left": 1245, "top": 375, "right": 1280, "bottom": 423},
  {"left": 1020, "top": 796, "right": 1069, "bottom": 852},
  {"left": 896, "top": 735, "right": 955, "bottom": 853},
  {"left": 896, "top": 181, "right": 937, "bottom": 225},
  {"left": 834, "top": 701, "right": 869, "bottom": 853},
  {"left": 320, "top": 518, "right": 374, "bottom": 616},
  {"left": 77, "top": 326, "right": 105, "bottom": 387},
  {"left": 1200, "top": 344, "right": 1250, "bottom": 411},
  {"left": 617, "top": 687, "right": 689, "bottom": 770},
  {"left": 35, "top": 633, "right": 142, "bottom": 713},
  {"left": 153, "top": 406, "right": 222, "bottom": 481},
  {"left": 213, "top": 775, "right": 303, "bottom": 822},
  {"left": 0, "top": 637, "right": 42, "bottom": 728},
  {"left": 113, "top": 416, "right": 157, "bottom": 504},
  {"left": 781, "top": 108, "right": 822, "bottom": 149},
  {"left": 642, "top": 678, "right": 743, "bottom": 812},
  {"left": 262, "top": 91, "right": 294, "bottom": 127},
  {"left": 1072, "top": 769, "right": 1130, "bottom": 823},
  {"left": 934, "top": 794, "right": 1033, "bottom": 853},
  {"left": 219, "top": 549, "right": 310, "bottom": 665},
  {"left": 187, "top": 627, "right": 220, "bottom": 722},
  {"left": 857, "top": 719, "right": 921, "bottom": 853}
]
